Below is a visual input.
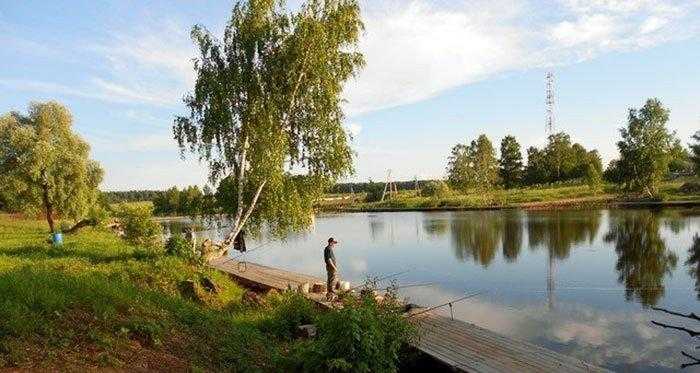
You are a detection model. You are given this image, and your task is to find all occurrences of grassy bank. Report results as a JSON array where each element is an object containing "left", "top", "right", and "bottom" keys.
[
  {"left": 0, "top": 215, "right": 414, "bottom": 371},
  {"left": 318, "top": 179, "right": 700, "bottom": 212}
]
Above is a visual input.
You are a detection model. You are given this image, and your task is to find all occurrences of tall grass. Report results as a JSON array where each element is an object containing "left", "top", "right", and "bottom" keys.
[{"left": 0, "top": 215, "right": 289, "bottom": 369}]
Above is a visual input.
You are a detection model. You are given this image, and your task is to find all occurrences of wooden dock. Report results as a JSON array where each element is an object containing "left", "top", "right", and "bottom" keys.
[{"left": 209, "top": 257, "right": 608, "bottom": 373}]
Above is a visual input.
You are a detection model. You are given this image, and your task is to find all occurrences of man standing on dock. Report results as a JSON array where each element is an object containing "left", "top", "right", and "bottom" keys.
[{"left": 324, "top": 237, "right": 339, "bottom": 300}]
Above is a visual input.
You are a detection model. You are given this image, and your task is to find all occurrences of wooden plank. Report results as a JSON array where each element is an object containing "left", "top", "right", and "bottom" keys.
[
  {"left": 416, "top": 315, "right": 600, "bottom": 372},
  {"left": 208, "top": 258, "right": 609, "bottom": 373},
  {"left": 415, "top": 318, "right": 565, "bottom": 372},
  {"left": 420, "top": 314, "right": 598, "bottom": 370}
]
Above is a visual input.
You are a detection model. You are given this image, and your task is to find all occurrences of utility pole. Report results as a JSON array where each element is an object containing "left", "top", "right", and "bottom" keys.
[{"left": 380, "top": 169, "right": 397, "bottom": 202}]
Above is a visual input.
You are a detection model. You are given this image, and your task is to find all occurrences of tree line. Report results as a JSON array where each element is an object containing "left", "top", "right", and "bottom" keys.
[
  {"left": 446, "top": 98, "right": 699, "bottom": 196},
  {"left": 103, "top": 190, "right": 164, "bottom": 204},
  {"left": 447, "top": 132, "right": 603, "bottom": 191}
]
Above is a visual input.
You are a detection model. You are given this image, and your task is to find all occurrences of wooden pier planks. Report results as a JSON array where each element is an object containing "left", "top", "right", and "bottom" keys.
[{"left": 209, "top": 257, "right": 608, "bottom": 373}]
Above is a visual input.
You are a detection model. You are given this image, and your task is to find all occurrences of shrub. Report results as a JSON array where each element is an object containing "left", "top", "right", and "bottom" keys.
[
  {"left": 288, "top": 285, "right": 416, "bottom": 372},
  {"left": 364, "top": 182, "right": 386, "bottom": 203},
  {"left": 262, "top": 292, "right": 318, "bottom": 339},
  {"left": 164, "top": 233, "right": 196, "bottom": 260},
  {"left": 114, "top": 203, "right": 163, "bottom": 250},
  {"left": 420, "top": 180, "right": 451, "bottom": 198}
]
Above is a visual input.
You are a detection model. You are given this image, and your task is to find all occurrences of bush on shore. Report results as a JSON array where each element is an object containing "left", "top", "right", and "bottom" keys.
[{"left": 420, "top": 180, "right": 451, "bottom": 198}]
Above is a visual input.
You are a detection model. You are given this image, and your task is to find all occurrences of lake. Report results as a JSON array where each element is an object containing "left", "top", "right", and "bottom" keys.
[{"left": 163, "top": 208, "right": 700, "bottom": 372}]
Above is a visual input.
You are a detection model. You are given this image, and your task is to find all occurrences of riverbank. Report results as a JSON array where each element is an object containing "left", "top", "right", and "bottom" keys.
[
  {"left": 0, "top": 215, "right": 415, "bottom": 371},
  {"left": 317, "top": 180, "right": 700, "bottom": 212}
]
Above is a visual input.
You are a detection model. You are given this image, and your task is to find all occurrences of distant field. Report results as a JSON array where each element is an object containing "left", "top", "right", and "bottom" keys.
[{"left": 318, "top": 179, "right": 700, "bottom": 212}]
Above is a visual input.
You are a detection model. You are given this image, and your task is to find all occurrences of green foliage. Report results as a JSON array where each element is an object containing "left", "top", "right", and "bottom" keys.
[
  {"left": 262, "top": 292, "right": 318, "bottom": 339},
  {"left": 102, "top": 190, "right": 162, "bottom": 204},
  {"left": 363, "top": 181, "right": 387, "bottom": 203},
  {"left": 0, "top": 216, "right": 284, "bottom": 370},
  {"left": 288, "top": 286, "right": 415, "bottom": 373},
  {"left": 164, "top": 233, "right": 196, "bottom": 261},
  {"left": 523, "top": 132, "right": 601, "bottom": 185},
  {"left": 614, "top": 98, "right": 675, "bottom": 196},
  {"left": 0, "top": 102, "right": 104, "bottom": 232},
  {"left": 153, "top": 185, "right": 215, "bottom": 217},
  {"left": 668, "top": 139, "right": 693, "bottom": 175},
  {"left": 499, "top": 135, "right": 523, "bottom": 189},
  {"left": 114, "top": 203, "right": 163, "bottom": 250},
  {"left": 420, "top": 180, "right": 451, "bottom": 198},
  {"left": 524, "top": 146, "right": 548, "bottom": 185},
  {"left": 447, "top": 134, "right": 499, "bottom": 191},
  {"left": 585, "top": 162, "right": 603, "bottom": 192},
  {"left": 690, "top": 131, "right": 700, "bottom": 176},
  {"left": 174, "top": 0, "right": 364, "bottom": 238}
]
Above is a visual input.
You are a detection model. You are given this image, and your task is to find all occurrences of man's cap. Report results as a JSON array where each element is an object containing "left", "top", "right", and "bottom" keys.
[{"left": 328, "top": 237, "right": 338, "bottom": 244}]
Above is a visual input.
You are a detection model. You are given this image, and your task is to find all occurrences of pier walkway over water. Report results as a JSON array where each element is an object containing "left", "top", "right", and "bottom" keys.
[{"left": 209, "top": 257, "right": 608, "bottom": 373}]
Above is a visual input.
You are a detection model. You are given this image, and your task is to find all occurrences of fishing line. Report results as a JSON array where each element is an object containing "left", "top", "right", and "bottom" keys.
[
  {"left": 348, "top": 268, "right": 413, "bottom": 291},
  {"left": 216, "top": 240, "right": 276, "bottom": 270},
  {"left": 409, "top": 291, "right": 485, "bottom": 320}
]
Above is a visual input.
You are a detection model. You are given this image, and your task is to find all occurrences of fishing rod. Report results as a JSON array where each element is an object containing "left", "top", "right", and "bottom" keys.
[
  {"left": 347, "top": 268, "right": 412, "bottom": 292},
  {"left": 389, "top": 282, "right": 434, "bottom": 290},
  {"left": 408, "top": 291, "right": 484, "bottom": 320},
  {"left": 216, "top": 240, "right": 276, "bottom": 270}
]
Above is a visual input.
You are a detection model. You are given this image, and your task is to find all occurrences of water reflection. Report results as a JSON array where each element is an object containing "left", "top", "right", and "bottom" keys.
[
  {"left": 527, "top": 210, "right": 601, "bottom": 260},
  {"left": 450, "top": 211, "right": 503, "bottom": 267},
  {"left": 502, "top": 210, "right": 523, "bottom": 262},
  {"left": 685, "top": 234, "right": 700, "bottom": 300},
  {"left": 161, "top": 208, "right": 700, "bottom": 371},
  {"left": 605, "top": 210, "right": 678, "bottom": 307}
]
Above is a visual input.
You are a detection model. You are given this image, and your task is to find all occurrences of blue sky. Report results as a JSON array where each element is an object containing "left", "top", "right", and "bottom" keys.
[{"left": 1, "top": 0, "right": 699, "bottom": 190}]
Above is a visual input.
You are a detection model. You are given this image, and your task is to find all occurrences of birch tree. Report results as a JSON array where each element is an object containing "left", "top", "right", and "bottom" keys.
[
  {"left": 174, "top": 0, "right": 363, "bottom": 259},
  {"left": 615, "top": 98, "right": 674, "bottom": 197}
]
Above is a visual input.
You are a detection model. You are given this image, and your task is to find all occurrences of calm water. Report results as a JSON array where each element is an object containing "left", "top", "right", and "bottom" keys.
[{"left": 164, "top": 208, "right": 700, "bottom": 372}]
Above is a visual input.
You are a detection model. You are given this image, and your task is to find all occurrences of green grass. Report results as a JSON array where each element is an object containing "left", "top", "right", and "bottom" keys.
[
  {"left": 320, "top": 179, "right": 700, "bottom": 212},
  {"left": 0, "top": 215, "right": 313, "bottom": 370}
]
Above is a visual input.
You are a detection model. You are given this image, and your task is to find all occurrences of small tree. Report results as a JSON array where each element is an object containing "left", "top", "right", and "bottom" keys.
[
  {"left": 668, "top": 139, "right": 693, "bottom": 176},
  {"left": 585, "top": 162, "right": 603, "bottom": 192},
  {"left": 615, "top": 98, "right": 675, "bottom": 197},
  {"left": 0, "top": 102, "right": 103, "bottom": 233},
  {"left": 499, "top": 135, "right": 523, "bottom": 189},
  {"left": 524, "top": 147, "right": 548, "bottom": 185},
  {"left": 544, "top": 132, "right": 576, "bottom": 182},
  {"left": 471, "top": 134, "right": 499, "bottom": 188},
  {"left": 174, "top": 0, "right": 364, "bottom": 259},
  {"left": 689, "top": 131, "right": 700, "bottom": 176},
  {"left": 446, "top": 143, "right": 472, "bottom": 191}
]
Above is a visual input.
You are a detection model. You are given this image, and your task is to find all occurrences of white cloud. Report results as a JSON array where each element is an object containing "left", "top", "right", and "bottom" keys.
[
  {"left": 343, "top": 0, "right": 700, "bottom": 115},
  {"left": 6, "top": 1, "right": 699, "bottom": 116},
  {"left": 549, "top": 14, "right": 617, "bottom": 48},
  {"left": 344, "top": 0, "right": 528, "bottom": 115}
]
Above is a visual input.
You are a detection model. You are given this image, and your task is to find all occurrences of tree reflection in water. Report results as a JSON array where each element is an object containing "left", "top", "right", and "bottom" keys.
[
  {"left": 604, "top": 210, "right": 678, "bottom": 307},
  {"left": 685, "top": 234, "right": 700, "bottom": 300},
  {"left": 450, "top": 211, "right": 504, "bottom": 267},
  {"left": 502, "top": 210, "right": 523, "bottom": 262},
  {"left": 526, "top": 210, "right": 601, "bottom": 260}
]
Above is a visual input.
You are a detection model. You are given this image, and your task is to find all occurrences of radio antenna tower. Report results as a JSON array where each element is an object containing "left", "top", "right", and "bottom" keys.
[{"left": 545, "top": 71, "right": 555, "bottom": 136}]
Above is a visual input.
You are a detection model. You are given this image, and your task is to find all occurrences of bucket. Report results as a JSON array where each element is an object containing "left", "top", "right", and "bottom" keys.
[{"left": 52, "top": 232, "right": 63, "bottom": 246}]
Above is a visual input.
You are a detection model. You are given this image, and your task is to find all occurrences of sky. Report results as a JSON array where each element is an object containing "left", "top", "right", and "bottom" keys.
[{"left": 1, "top": 0, "right": 699, "bottom": 191}]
